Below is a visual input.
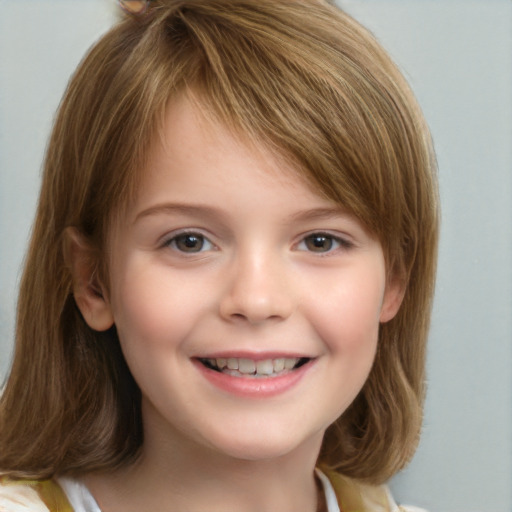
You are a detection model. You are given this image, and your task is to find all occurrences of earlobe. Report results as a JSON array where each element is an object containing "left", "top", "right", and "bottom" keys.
[
  {"left": 63, "top": 227, "right": 114, "bottom": 332},
  {"left": 379, "top": 277, "right": 406, "bottom": 323}
]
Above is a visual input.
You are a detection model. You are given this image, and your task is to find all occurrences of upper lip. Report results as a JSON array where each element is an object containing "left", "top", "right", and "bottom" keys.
[{"left": 193, "top": 351, "right": 314, "bottom": 361}]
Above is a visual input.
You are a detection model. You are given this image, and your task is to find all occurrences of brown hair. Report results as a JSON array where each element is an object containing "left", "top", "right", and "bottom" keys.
[{"left": 0, "top": 0, "right": 438, "bottom": 484}]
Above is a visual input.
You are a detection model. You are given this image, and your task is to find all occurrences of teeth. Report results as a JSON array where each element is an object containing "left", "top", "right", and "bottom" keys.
[
  {"left": 256, "top": 360, "right": 274, "bottom": 375},
  {"left": 284, "top": 358, "right": 296, "bottom": 370},
  {"left": 273, "top": 358, "right": 285, "bottom": 372},
  {"left": 227, "top": 358, "right": 239, "bottom": 370},
  {"left": 238, "top": 358, "right": 256, "bottom": 373},
  {"left": 204, "top": 357, "right": 303, "bottom": 376}
]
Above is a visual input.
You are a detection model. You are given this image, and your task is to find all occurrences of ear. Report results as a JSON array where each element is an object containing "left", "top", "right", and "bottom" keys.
[
  {"left": 379, "top": 275, "right": 406, "bottom": 323},
  {"left": 63, "top": 227, "right": 114, "bottom": 332}
]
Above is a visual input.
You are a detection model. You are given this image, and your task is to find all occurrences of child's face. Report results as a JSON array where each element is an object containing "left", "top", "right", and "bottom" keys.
[{"left": 97, "top": 96, "right": 402, "bottom": 464}]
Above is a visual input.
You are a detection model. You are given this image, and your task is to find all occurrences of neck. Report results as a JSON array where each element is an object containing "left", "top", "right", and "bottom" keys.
[{"left": 84, "top": 413, "right": 325, "bottom": 512}]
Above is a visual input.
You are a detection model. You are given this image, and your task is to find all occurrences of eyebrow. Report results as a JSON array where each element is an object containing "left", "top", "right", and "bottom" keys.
[
  {"left": 133, "top": 203, "right": 228, "bottom": 224},
  {"left": 134, "top": 203, "right": 351, "bottom": 225},
  {"left": 288, "top": 206, "right": 352, "bottom": 223}
]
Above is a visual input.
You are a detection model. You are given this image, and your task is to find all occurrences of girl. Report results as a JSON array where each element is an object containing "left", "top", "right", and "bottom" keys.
[{"left": 0, "top": 1, "right": 438, "bottom": 511}]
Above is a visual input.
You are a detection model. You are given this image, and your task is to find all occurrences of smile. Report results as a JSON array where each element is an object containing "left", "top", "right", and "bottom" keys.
[
  {"left": 195, "top": 355, "right": 315, "bottom": 398},
  {"left": 199, "top": 357, "right": 310, "bottom": 378}
]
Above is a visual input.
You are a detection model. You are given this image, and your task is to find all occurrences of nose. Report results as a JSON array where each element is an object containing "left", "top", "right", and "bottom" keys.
[{"left": 219, "top": 250, "right": 294, "bottom": 324}]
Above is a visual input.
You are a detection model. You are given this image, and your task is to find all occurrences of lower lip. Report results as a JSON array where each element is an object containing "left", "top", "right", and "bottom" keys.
[{"left": 193, "top": 359, "right": 314, "bottom": 398}]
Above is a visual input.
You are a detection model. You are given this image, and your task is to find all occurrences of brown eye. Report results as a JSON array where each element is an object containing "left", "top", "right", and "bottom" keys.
[
  {"left": 298, "top": 233, "right": 352, "bottom": 254},
  {"left": 167, "top": 233, "right": 213, "bottom": 253},
  {"left": 304, "top": 234, "right": 335, "bottom": 252}
]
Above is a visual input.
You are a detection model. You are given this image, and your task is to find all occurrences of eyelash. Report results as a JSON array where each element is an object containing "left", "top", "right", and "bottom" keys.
[
  {"left": 295, "top": 232, "right": 353, "bottom": 254},
  {"left": 161, "top": 230, "right": 352, "bottom": 255},
  {"left": 162, "top": 231, "right": 215, "bottom": 254}
]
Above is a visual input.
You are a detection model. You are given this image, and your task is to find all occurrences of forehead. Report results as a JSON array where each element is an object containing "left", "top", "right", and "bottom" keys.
[{"left": 138, "top": 94, "right": 327, "bottom": 206}]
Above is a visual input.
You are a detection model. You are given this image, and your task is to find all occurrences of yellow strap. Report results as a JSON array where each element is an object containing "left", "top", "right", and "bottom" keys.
[
  {"left": 319, "top": 468, "right": 391, "bottom": 512},
  {"left": 0, "top": 477, "right": 74, "bottom": 512}
]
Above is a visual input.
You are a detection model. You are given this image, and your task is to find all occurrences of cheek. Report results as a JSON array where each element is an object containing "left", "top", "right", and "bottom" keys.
[
  {"left": 310, "top": 269, "right": 385, "bottom": 417},
  {"left": 110, "top": 261, "right": 188, "bottom": 345},
  {"left": 307, "top": 266, "right": 385, "bottom": 355}
]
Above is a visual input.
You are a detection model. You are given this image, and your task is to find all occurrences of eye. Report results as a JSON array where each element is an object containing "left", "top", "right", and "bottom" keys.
[
  {"left": 164, "top": 232, "right": 214, "bottom": 253},
  {"left": 297, "top": 233, "right": 351, "bottom": 253}
]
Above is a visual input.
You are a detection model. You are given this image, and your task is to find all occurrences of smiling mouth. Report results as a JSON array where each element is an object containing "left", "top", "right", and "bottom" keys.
[{"left": 198, "top": 357, "right": 310, "bottom": 378}]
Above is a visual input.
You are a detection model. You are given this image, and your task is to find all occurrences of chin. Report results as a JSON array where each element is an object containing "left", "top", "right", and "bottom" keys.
[
  {"left": 204, "top": 426, "right": 323, "bottom": 464},
  {"left": 222, "top": 443, "right": 291, "bottom": 462}
]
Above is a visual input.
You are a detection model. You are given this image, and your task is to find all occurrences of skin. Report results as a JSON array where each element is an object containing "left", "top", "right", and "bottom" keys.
[{"left": 70, "top": 94, "right": 403, "bottom": 512}]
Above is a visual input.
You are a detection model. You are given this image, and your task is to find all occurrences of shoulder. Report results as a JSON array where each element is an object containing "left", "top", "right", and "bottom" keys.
[
  {"left": 319, "top": 468, "right": 428, "bottom": 512},
  {"left": 0, "top": 476, "right": 73, "bottom": 512}
]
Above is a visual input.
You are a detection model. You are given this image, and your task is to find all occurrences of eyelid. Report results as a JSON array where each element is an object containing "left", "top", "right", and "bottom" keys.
[
  {"left": 294, "top": 230, "right": 355, "bottom": 253},
  {"left": 160, "top": 228, "right": 217, "bottom": 252}
]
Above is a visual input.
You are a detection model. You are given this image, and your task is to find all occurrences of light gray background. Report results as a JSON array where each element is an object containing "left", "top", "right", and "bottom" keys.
[{"left": 1, "top": 2, "right": 511, "bottom": 511}]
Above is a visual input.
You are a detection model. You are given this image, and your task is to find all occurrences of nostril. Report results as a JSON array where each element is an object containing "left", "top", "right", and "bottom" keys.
[{"left": 218, "top": 266, "right": 294, "bottom": 324}]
